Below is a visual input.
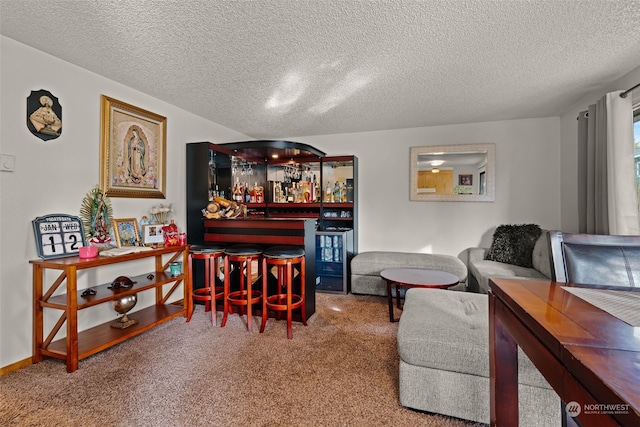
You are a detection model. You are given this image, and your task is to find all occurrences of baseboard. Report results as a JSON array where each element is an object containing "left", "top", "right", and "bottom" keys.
[{"left": 0, "top": 357, "right": 32, "bottom": 376}]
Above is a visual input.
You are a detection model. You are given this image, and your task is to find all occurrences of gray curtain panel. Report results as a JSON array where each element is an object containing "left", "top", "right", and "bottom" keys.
[{"left": 577, "top": 97, "right": 609, "bottom": 234}]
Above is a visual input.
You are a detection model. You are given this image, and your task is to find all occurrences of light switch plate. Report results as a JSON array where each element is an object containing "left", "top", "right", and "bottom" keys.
[{"left": 1, "top": 154, "right": 16, "bottom": 172}]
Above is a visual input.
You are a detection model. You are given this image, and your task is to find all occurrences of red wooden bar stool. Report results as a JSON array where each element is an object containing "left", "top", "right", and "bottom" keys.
[
  {"left": 186, "top": 245, "right": 226, "bottom": 325},
  {"left": 220, "top": 245, "right": 263, "bottom": 332},
  {"left": 260, "top": 246, "right": 307, "bottom": 339}
]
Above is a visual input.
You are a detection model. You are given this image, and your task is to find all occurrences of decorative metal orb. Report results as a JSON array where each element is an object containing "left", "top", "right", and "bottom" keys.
[{"left": 113, "top": 294, "right": 137, "bottom": 315}]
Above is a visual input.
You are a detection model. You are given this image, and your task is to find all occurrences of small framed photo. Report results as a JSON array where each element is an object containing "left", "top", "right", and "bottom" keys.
[
  {"left": 458, "top": 174, "right": 473, "bottom": 186},
  {"left": 142, "top": 224, "right": 165, "bottom": 245},
  {"left": 112, "top": 218, "right": 140, "bottom": 247}
]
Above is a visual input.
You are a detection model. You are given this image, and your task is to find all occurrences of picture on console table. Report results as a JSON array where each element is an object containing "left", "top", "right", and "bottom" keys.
[
  {"left": 112, "top": 218, "right": 140, "bottom": 247},
  {"left": 100, "top": 95, "right": 166, "bottom": 199},
  {"left": 142, "top": 224, "right": 165, "bottom": 245}
]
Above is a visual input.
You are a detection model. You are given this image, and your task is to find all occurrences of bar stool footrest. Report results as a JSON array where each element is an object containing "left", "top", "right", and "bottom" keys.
[
  {"left": 265, "top": 294, "right": 304, "bottom": 311},
  {"left": 228, "top": 290, "right": 262, "bottom": 306}
]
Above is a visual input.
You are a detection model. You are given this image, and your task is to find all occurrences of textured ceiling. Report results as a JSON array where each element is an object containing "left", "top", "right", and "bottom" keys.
[{"left": 2, "top": 0, "right": 640, "bottom": 139}]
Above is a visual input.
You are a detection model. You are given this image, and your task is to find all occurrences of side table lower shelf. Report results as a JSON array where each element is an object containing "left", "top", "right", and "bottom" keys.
[
  {"left": 31, "top": 245, "right": 190, "bottom": 372},
  {"left": 42, "top": 304, "right": 184, "bottom": 361}
]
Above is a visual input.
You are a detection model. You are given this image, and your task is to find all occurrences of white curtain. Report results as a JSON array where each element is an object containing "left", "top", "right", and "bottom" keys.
[
  {"left": 606, "top": 91, "right": 639, "bottom": 235},
  {"left": 577, "top": 90, "right": 639, "bottom": 235}
]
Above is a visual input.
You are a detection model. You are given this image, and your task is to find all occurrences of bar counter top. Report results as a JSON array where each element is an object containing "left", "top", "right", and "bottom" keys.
[{"left": 201, "top": 217, "right": 317, "bottom": 317}]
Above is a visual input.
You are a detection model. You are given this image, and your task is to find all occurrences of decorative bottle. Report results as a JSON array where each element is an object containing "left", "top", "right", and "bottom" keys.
[
  {"left": 274, "top": 182, "right": 282, "bottom": 203},
  {"left": 139, "top": 215, "right": 149, "bottom": 240},
  {"left": 332, "top": 181, "right": 341, "bottom": 203},
  {"left": 233, "top": 178, "right": 242, "bottom": 203},
  {"left": 255, "top": 183, "right": 264, "bottom": 203}
]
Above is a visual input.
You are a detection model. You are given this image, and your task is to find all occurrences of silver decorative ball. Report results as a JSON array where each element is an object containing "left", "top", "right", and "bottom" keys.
[{"left": 113, "top": 294, "right": 137, "bottom": 315}]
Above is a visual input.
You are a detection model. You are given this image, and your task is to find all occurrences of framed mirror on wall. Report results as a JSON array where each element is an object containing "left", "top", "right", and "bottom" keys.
[{"left": 410, "top": 143, "right": 495, "bottom": 202}]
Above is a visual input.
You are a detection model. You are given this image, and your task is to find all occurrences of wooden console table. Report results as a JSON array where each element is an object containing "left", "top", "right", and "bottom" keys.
[
  {"left": 489, "top": 277, "right": 640, "bottom": 426},
  {"left": 31, "top": 246, "right": 189, "bottom": 372}
]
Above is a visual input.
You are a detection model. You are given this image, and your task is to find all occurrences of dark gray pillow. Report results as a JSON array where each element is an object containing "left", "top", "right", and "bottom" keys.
[{"left": 485, "top": 224, "right": 542, "bottom": 268}]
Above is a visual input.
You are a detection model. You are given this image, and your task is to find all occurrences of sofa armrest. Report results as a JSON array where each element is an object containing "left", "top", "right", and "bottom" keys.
[{"left": 468, "top": 247, "right": 488, "bottom": 263}]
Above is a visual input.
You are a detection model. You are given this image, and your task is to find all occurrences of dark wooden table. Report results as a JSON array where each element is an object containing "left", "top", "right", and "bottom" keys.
[
  {"left": 380, "top": 268, "right": 459, "bottom": 322},
  {"left": 489, "top": 277, "right": 640, "bottom": 426}
]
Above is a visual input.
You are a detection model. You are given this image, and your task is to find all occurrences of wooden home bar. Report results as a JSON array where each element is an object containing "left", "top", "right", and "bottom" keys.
[
  {"left": 202, "top": 217, "right": 316, "bottom": 316},
  {"left": 186, "top": 140, "right": 359, "bottom": 319}
]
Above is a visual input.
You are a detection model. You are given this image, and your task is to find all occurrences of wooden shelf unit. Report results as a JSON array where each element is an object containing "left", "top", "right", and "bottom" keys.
[{"left": 31, "top": 246, "right": 189, "bottom": 372}]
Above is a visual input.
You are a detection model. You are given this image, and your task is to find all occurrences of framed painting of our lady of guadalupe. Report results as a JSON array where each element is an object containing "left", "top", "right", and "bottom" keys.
[{"left": 100, "top": 95, "right": 167, "bottom": 198}]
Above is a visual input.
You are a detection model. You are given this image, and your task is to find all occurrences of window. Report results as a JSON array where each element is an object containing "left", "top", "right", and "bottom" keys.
[{"left": 635, "top": 105, "right": 640, "bottom": 217}]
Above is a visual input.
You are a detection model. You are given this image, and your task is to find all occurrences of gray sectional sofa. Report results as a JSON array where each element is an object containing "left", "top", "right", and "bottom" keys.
[
  {"left": 467, "top": 229, "right": 552, "bottom": 294},
  {"left": 350, "top": 251, "right": 468, "bottom": 295},
  {"left": 397, "top": 288, "right": 560, "bottom": 426}
]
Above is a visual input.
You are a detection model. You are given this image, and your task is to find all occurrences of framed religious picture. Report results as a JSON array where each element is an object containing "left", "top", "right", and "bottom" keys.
[
  {"left": 112, "top": 218, "right": 140, "bottom": 247},
  {"left": 100, "top": 95, "right": 166, "bottom": 198}
]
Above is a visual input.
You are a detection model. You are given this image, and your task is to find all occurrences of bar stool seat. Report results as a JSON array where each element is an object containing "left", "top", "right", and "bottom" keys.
[
  {"left": 187, "top": 245, "right": 226, "bottom": 326},
  {"left": 260, "top": 246, "right": 306, "bottom": 339},
  {"left": 221, "top": 245, "right": 263, "bottom": 331}
]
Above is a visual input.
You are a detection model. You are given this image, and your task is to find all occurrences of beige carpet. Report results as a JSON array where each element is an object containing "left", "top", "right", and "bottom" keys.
[{"left": 0, "top": 293, "right": 484, "bottom": 427}]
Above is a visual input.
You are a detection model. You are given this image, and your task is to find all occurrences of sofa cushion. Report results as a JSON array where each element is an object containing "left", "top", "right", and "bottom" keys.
[
  {"left": 397, "top": 288, "right": 551, "bottom": 390},
  {"left": 351, "top": 251, "right": 467, "bottom": 281},
  {"left": 469, "top": 259, "right": 548, "bottom": 293},
  {"left": 531, "top": 231, "right": 552, "bottom": 279},
  {"left": 485, "top": 224, "right": 542, "bottom": 268}
]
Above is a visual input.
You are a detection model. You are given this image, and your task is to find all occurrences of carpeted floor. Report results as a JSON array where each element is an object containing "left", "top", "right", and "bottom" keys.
[{"left": 0, "top": 293, "right": 485, "bottom": 427}]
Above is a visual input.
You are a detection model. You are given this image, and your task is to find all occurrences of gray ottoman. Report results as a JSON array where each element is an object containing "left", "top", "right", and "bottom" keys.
[
  {"left": 350, "top": 251, "right": 468, "bottom": 296},
  {"left": 397, "top": 288, "right": 560, "bottom": 426}
]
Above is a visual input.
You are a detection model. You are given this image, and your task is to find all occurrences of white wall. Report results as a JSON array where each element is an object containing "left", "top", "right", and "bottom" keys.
[
  {"left": 0, "top": 36, "right": 251, "bottom": 368},
  {"left": 0, "top": 35, "right": 570, "bottom": 370},
  {"left": 559, "top": 64, "right": 640, "bottom": 233},
  {"left": 293, "top": 117, "right": 562, "bottom": 256}
]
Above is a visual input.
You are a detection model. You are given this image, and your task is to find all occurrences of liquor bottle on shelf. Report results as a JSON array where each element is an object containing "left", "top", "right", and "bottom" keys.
[
  {"left": 302, "top": 181, "right": 312, "bottom": 203},
  {"left": 313, "top": 174, "right": 320, "bottom": 201},
  {"left": 249, "top": 182, "right": 256, "bottom": 203},
  {"left": 346, "top": 179, "right": 354, "bottom": 202},
  {"left": 325, "top": 182, "right": 332, "bottom": 202},
  {"left": 341, "top": 180, "right": 347, "bottom": 202},
  {"left": 255, "top": 182, "right": 264, "bottom": 203},
  {"left": 233, "top": 178, "right": 243, "bottom": 203},
  {"left": 244, "top": 182, "right": 250, "bottom": 203},
  {"left": 287, "top": 184, "right": 294, "bottom": 202},
  {"left": 332, "top": 181, "right": 341, "bottom": 203},
  {"left": 294, "top": 182, "right": 303, "bottom": 203},
  {"left": 274, "top": 182, "right": 282, "bottom": 203}
]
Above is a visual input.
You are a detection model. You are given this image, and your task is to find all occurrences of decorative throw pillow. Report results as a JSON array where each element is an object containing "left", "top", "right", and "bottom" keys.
[{"left": 485, "top": 224, "right": 542, "bottom": 268}]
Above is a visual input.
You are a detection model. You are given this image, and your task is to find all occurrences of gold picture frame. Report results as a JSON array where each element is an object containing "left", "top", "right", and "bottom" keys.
[
  {"left": 112, "top": 218, "right": 140, "bottom": 247},
  {"left": 100, "top": 95, "right": 166, "bottom": 198}
]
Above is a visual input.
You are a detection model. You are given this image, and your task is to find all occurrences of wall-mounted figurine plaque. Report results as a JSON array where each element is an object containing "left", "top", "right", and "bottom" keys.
[
  {"left": 32, "top": 214, "right": 86, "bottom": 259},
  {"left": 27, "top": 89, "right": 62, "bottom": 141}
]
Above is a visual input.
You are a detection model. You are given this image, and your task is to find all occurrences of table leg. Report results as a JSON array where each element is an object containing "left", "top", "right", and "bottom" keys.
[
  {"left": 489, "top": 292, "right": 519, "bottom": 426},
  {"left": 386, "top": 280, "right": 395, "bottom": 322}
]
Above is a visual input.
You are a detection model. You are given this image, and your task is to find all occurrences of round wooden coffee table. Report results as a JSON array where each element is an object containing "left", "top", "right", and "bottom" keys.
[{"left": 380, "top": 268, "right": 459, "bottom": 322}]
